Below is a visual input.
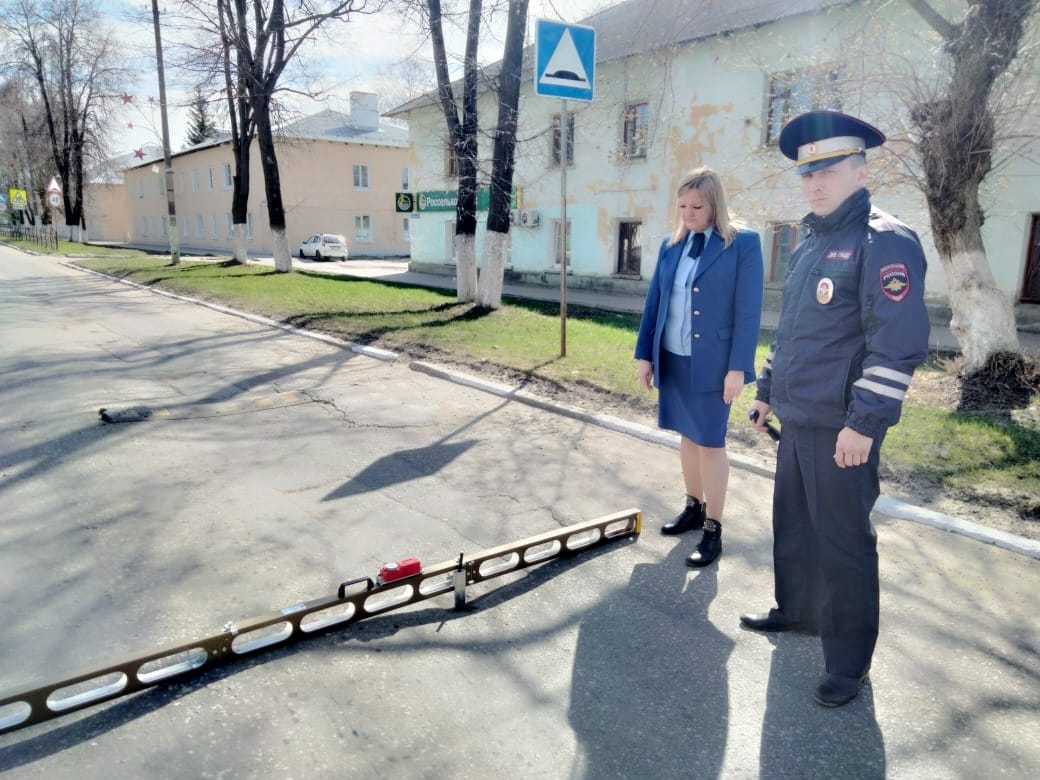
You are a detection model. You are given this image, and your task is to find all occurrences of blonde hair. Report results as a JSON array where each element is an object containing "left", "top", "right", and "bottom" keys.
[{"left": 670, "top": 167, "right": 741, "bottom": 248}]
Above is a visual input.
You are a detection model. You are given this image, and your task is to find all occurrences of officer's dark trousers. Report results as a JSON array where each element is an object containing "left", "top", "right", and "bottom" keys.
[{"left": 772, "top": 423, "right": 882, "bottom": 679}]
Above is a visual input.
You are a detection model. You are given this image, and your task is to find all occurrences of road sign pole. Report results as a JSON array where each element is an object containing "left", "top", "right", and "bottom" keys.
[
  {"left": 559, "top": 98, "right": 568, "bottom": 357},
  {"left": 535, "top": 20, "right": 594, "bottom": 357}
]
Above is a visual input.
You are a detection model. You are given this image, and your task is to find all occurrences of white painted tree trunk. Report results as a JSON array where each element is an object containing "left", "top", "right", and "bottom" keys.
[
  {"left": 272, "top": 227, "right": 292, "bottom": 273},
  {"left": 455, "top": 233, "right": 477, "bottom": 302},
  {"left": 477, "top": 229, "right": 509, "bottom": 309},
  {"left": 232, "top": 224, "right": 249, "bottom": 263},
  {"left": 940, "top": 241, "right": 1019, "bottom": 372}
]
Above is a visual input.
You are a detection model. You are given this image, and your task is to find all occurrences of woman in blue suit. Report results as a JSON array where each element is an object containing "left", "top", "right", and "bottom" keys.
[{"left": 635, "top": 167, "right": 764, "bottom": 567}]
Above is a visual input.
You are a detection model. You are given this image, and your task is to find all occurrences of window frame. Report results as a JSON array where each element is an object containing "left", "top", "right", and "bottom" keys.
[
  {"left": 445, "top": 142, "right": 460, "bottom": 178},
  {"left": 551, "top": 219, "right": 572, "bottom": 268},
  {"left": 766, "top": 66, "right": 844, "bottom": 145},
  {"left": 353, "top": 164, "right": 370, "bottom": 190},
  {"left": 354, "top": 214, "right": 372, "bottom": 242},
  {"left": 622, "top": 102, "right": 649, "bottom": 160},
  {"left": 769, "top": 221, "right": 804, "bottom": 283},
  {"left": 550, "top": 113, "right": 575, "bottom": 168}
]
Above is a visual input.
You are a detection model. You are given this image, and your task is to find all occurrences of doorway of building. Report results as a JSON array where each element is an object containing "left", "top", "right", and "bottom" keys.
[
  {"left": 617, "top": 220, "right": 642, "bottom": 277},
  {"left": 1022, "top": 214, "right": 1040, "bottom": 303}
]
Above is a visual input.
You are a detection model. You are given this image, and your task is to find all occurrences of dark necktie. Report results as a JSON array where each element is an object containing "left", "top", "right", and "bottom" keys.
[{"left": 688, "top": 231, "right": 705, "bottom": 260}]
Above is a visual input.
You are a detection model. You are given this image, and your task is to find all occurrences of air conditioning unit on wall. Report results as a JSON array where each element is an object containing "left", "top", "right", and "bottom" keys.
[
  {"left": 509, "top": 209, "right": 520, "bottom": 225},
  {"left": 519, "top": 209, "right": 540, "bottom": 227}
]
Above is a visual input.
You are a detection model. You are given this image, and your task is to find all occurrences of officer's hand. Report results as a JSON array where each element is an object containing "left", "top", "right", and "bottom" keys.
[
  {"left": 749, "top": 400, "right": 771, "bottom": 433},
  {"left": 722, "top": 370, "right": 745, "bottom": 404},
  {"left": 834, "top": 427, "right": 873, "bottom": 468},
  {"left": 635, "top": 359, "right": 654, "bottom": 392}
]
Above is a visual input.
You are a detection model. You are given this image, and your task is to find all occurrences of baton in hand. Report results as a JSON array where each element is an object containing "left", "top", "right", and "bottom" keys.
[{"left": 749, "top": 409, "right": 781, "bottom": 442}]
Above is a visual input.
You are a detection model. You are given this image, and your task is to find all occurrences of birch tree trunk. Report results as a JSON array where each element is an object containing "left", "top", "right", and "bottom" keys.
[
  {"left": 477, "top": 0, "right": 530, "bottom": 309},
  {"left": 907, "top": 0, "right": 1033, "bottom": 371}
]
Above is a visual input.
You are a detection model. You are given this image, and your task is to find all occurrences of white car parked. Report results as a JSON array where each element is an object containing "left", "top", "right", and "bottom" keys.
[{"left": 298, "top": 233, "right": 348, "bottom": 261}]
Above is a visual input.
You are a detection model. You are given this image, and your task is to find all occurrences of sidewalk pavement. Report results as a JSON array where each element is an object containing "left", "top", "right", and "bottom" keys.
[{"left": 269, "top": 255, "right": 1040, "bottom": 356}]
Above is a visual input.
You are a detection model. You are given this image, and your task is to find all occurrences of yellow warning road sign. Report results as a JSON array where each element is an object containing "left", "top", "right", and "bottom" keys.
[{"left": 8, "top": 189, "right": 27, "bottom": 210}]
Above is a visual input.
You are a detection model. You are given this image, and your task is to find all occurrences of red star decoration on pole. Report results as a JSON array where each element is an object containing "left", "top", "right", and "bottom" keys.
[
  {"left": 134, "top": 148, "right": 145, "bottom": 159},
  {"left": 148, "top": 96, "right": 155, "bottom": 105},
  {"left": 127, "top": 122, "right": 134, "bottom": 129},
  {"left": 121, "top": 93, "right": 133, "bottom": 104}
]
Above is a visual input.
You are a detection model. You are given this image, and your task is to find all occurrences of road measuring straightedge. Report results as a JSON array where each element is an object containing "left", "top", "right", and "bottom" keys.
[{"left": 0, "top": 509, "right": 641, "bottom": 735}]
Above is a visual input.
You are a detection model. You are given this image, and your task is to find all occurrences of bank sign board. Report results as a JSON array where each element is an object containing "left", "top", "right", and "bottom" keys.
[{"left": 412, "top": 189, "right": 518, "bottom": 213}]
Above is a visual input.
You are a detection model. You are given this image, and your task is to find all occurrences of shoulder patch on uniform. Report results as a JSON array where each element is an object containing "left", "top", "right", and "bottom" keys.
[
  {"left": 868, "top": 209, "right": 895, "bottom": 232},
  {"left": 880, "top": 263, "right": 910, "bottom": 301}
]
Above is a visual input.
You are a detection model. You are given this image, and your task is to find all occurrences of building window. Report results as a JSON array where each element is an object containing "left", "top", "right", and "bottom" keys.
[
  {"left": 223, "top": 163, "right": 233, "bottom": 189},
  {"left": 445, "top": 221, "right": 456, "bottom": 263},
  {"left": 402, "top": 217, "right": 411, "bottom": 242},
  {"left": 139, "top": 215, "right": 148, "bottom": 237},
  {"left": 226, "top": 213, "right": 234, "bottom": 239},
  {"left": 210, "top": 214, "right": 217, "bottom": 239},
  {"left": 191, "top": 169, "right": 199, "bottom": 192},
  {"left": 195, "top": 214, "right": 204, "bottom": 238},
  {"left": 766, "top": 67, "right": 843, "bottom": 145},
  {"left": 161, "top": 215, "right": 168, "bottom": 237},
  {"left": 769, "top": 221, "right": 803, "bottom": 283},
  {"left": 617, "top": 220, "right": 642, "bottom": 276},
  {"left": 246, "top": 212, "right": 254, "bottom": 240},
  {"left": 622, "top": 102, "right": 649, "bottom": 159},
  {"left": 353, "top": 164, "right": 369, "bottom": 189},
  {"left": 207, "top": 167, "right": 214, "bottom": 191},
  {"left": 355, "top": 215, "right": 372, "bottom": 241},
  {"left": 401, "top": 167, "right": 410, "bottom": 191},
  {"left": 550, "top": 113, "right": 575, "bottom": 168},
  {"left": 551, "top": 219, "right": 572, "bottom": 267},
  {"left": 182, "top": 216, "right": 189, "bottom": 238},
  {"left": 445, "top": 142, "right": 459, "bottom": 178}
]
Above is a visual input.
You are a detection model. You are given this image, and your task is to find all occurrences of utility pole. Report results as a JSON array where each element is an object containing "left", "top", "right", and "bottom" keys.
[{"left": 151, "top": 0, "right": 180, "bottom": 265}]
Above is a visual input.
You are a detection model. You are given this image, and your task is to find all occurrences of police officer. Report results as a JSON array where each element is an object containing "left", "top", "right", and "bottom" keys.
[{"left": 742, "top": 110, "right": 931, "bottom": 707}]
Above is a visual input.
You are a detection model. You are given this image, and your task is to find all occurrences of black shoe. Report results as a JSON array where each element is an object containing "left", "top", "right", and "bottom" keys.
[
  {"left": 813, "top": 672, "right": 869, "bottom": 708},
  {"left": 739, "top": 609, "right": 811, "bottom": 634},
  {"left": 686, "top": 522, "right": 721, "bottom": 567},
  {"left": 661, "top": 502, "right": 704, "bottom": 535}
]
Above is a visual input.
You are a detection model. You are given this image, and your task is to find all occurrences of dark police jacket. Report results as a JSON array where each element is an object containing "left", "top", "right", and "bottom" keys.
[{"left": 756, "top": 188, "right": 930, "bottom": 438}]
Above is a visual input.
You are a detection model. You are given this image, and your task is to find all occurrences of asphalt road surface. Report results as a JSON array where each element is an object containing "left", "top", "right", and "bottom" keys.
[{"left": 1, "top": 248, "right": 1037, "bottom": 779}]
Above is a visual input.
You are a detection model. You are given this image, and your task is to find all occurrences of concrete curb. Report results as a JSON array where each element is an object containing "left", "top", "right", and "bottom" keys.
[{"left": 64, "top": 261, "right": 1040, "bottom": 561}]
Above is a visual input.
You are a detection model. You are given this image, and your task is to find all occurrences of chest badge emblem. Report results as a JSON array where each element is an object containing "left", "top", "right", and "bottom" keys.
[{"left": 816, "top": 277, "right": 834, "bottom": 304}]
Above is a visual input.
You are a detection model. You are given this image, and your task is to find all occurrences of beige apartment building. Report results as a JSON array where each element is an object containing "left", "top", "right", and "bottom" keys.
[{"left": 106, "top": 93, "right": 411, "bottom": 258}]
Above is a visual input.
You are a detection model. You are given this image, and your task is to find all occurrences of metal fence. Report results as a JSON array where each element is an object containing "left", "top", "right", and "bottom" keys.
[{"left": 0, "top": 224, "right": 59, "bottom": 253}]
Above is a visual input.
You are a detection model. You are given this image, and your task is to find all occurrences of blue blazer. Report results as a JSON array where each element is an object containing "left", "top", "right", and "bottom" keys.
[{"left": 634, "top": 228, "right": 764, "bottom": 391}]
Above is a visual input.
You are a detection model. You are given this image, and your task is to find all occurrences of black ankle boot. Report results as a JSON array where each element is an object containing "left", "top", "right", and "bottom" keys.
[
  {"left": 686, "top": 520, "right": 722, "bottom": 567},
  {"left": 661, "top": 497, "right": 705, "bottom": 535}
]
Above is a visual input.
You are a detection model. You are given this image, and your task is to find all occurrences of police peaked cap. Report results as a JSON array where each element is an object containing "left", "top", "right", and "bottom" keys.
[{"left": 778, "top": 110, "right": 886, "bottom": 174}]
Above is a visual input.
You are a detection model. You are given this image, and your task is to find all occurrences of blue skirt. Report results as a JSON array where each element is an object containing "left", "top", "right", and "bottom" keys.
[{"left": 658, "top": 349, "right": 730, "bottom": 448}]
